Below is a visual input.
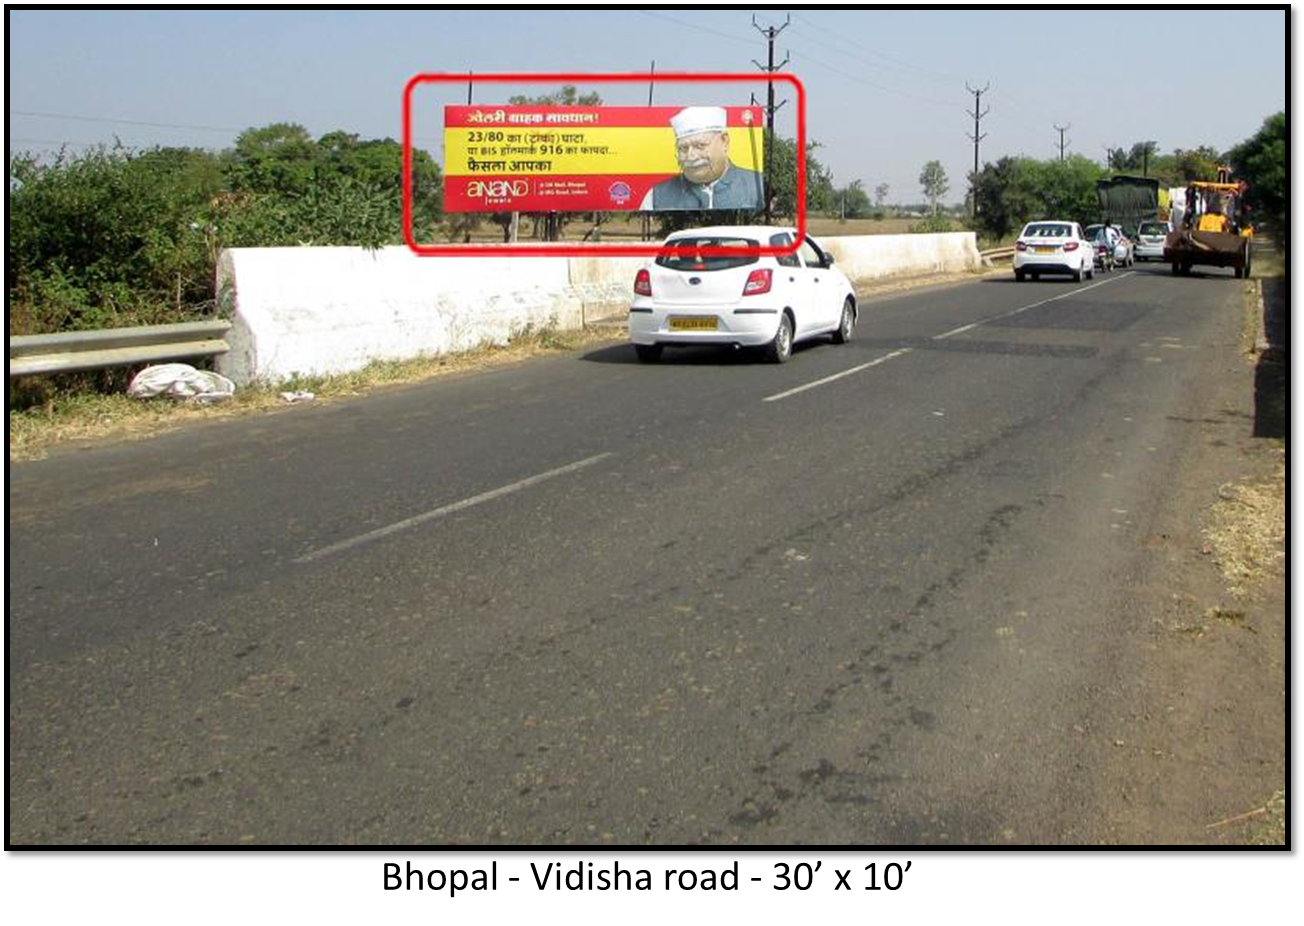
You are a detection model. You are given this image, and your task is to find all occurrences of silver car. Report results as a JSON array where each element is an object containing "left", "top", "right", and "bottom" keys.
[{"left": 1134, "top": 220, "right": 1172, "bottom": 261}]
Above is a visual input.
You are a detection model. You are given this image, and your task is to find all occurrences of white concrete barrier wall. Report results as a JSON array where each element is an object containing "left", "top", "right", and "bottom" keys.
[
  {"left": 216, "top": 232, "right": 981, "bottom": 385},
  {"left": 823, "top": 232, "right": 981, "bottom": 283},
  {"left": 566, "top": 255, "right": 648, "bottom": 323},
  {"left": 217, "top": 247, "right": 578, "bottom": 384}
]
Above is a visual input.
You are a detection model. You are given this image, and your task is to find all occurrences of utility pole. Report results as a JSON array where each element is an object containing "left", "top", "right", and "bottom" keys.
[
  {"left": 753, "top": 14, "right": 790, "bottom": 225},
  {"left": 648, "top": 60, "right": 656, "bottom": 107},
  {"left": 966, "top": 81, "right": 989, "bottom": 219},
  {"left": 467, "top": 71, "right": 473, "bottom": 106},
  {"left": 1054, "top": 123, "right": 1071, "bottom": 162}
]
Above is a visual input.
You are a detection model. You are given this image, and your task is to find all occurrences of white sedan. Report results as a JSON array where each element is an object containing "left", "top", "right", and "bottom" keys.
[
  {"left": 628, "top": 226, "right": 857, "bottom": 363},
  {"left": 1013, "top": 220, "right": 1095, "bottom": 282}
]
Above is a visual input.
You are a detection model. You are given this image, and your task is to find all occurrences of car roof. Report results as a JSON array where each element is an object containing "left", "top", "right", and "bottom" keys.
[{"left": 664, "top": 225, "right": 800, "bottom": 239}]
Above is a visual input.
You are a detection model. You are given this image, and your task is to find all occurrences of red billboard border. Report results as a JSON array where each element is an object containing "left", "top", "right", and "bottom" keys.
[{"left": 402, "top": 71, "right": 806, "bottom": 258}]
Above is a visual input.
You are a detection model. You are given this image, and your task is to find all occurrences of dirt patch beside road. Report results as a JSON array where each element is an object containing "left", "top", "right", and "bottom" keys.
[{"left": 1090, "top": 268, "right": 1286, "bottom": 845}]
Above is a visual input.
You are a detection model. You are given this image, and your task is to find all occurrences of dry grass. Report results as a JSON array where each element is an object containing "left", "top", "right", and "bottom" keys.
[
  {"left": 1246, "top": 790, "right": 1287, "bottom": 845},
  {"left": 1202, "top": 457, "right": 1286, "bottom": 599}
]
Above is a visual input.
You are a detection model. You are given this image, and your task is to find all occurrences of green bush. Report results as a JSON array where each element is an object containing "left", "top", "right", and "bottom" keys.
[
  {"left": 8, "top": 127, "right": 445, "bottom": 340},
  {"left": 910, "top": 214, "right": 954, "bottom": 234}
]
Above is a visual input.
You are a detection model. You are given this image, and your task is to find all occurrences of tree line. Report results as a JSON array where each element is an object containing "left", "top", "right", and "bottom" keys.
[
  {"left": 966, "top": 113, "right": 1285, "bottom": 241},
  {"left": 7, "top": 107, "right": 1284, "bottom": 339},
  {"left": 8, "top": 123, "right": 442, "bottom": 337}
]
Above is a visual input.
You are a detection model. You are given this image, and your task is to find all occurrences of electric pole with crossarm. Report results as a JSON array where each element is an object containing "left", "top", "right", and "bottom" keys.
[
  {"left": 966, "top": 81, "right": 989, "bottom": 219},
  {"left": 753, "top": 14, "right": 790, "bottom": 224}
]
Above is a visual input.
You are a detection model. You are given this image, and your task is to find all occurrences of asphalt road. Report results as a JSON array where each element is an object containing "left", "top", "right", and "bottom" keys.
[{"left": 8, "top": 263, "right": 1254, "bottom": 845}]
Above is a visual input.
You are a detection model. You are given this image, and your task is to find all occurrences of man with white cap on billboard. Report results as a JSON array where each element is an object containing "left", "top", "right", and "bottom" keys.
[{"left": 639, "top": 105, "right": 765, "bottom": 211}]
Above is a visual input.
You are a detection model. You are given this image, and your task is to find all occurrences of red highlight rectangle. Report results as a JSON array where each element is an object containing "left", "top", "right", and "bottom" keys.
[{"left": 403, "top": 72, "right": 805, "bottom": 258}]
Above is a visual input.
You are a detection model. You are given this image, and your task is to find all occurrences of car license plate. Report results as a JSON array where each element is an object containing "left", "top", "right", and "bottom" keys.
[
  {"left": 669, "top": 316, "right": 717, "bottom": 331},
  {"left": 1034, "top": 246, "right": 1056, "bottom": 253}
]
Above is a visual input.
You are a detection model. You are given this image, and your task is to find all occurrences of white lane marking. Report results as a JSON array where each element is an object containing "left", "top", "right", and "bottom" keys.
[
  {"left": 935, "top": 322, "right": 979, "bottom": 339},
  {"left": 762, "top": 273, "right": 1133, "bottom": 403},
  {"left": 935, "top": 272, "right": 1134, "bottom": 340},
  {"left": 294, "top": 452, "right": 615, "bottom": 563},
  {"left": 979, "top": 272, "right": 1134, "bottom": 327},
  {"left": 763, "top": 348, "right": 913, "bottom": 402}
]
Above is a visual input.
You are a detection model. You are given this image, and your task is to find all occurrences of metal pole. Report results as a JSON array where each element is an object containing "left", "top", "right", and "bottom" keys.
[
  {"left": 966, "top": 82, "right": 989, "bottom": 218},
  {"left": 1054, "top": 124, "right": 1070, "bottom": 162},
  {"left": 753, "top": 16, "right": 790, "bottom": 225}
]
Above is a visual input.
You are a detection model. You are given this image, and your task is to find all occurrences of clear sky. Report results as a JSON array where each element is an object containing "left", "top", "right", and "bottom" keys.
[{"left": 7, "top": 7, "right": 1290, "bottom": 206}]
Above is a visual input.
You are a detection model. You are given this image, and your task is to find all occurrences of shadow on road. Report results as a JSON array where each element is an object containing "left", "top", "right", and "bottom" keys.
[
  {"left": 582, "top": 341, "right": 823, "bottom": 366},
  {"left": 1253, "top": 277, "right": 1287, "bottom": 439}
]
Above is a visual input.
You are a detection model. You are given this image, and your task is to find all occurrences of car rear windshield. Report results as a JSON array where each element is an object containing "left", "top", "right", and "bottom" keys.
[
  {"left": 1139, "top": 222, "right": 1168, "bottom": 235},
  {"left": 1024, "top": 224, "right": 1071, "bottom": 238},
  {"left": 656, "top": 236, "right": 759, "bottom": 271}
]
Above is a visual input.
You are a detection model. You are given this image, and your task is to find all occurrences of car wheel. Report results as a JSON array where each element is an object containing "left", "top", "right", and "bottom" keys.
[
  {"left": 765, "top": 312, "right": 793, "bottom": 364},
  {"left": 1171, "top": 262, "right": 1180, "bottom": 275},
  {"left": 832, "top": 298, "right": 855, "bottom": 344},
  {"left": 1030, "top": 272, "right": 1040, "bottom": 282},
  {"left": 1073, "top": 265, "right": 1083, "bottom": 283},
  {"left": 634, "top": 344, "right": 663, "bottom": 363},
  {"left": 1014, "top": 269, "right": 1025, "bottom": 282}
]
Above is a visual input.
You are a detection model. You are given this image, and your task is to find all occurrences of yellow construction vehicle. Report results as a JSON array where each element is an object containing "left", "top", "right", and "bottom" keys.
[{"left": 1164, "top": 167, "right": 1254, "bottom": 277}]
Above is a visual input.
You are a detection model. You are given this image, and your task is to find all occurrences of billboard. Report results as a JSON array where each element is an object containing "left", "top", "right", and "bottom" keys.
[
  {"left": 443, "top": 105, "right": 765, "bottom": 213},
  {"left": 402, "top": 71, "right": 806, "bottom": 257}
]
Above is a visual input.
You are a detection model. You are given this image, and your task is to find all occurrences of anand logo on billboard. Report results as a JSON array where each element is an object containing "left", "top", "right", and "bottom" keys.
[
  {"left": 465, "top": 178, "right": 530, "bottom": 205},
  {"left": 443, "top": 105, "right": 765, "bottom": 213}
]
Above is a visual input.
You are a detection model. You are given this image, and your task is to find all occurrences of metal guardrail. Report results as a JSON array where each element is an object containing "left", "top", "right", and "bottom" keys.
[
  {"left": 980, "top": 246, "right": 1017, "bottom": 261},
  {"left": 8, "top": 320, "right": 232, "bottom": 377}
]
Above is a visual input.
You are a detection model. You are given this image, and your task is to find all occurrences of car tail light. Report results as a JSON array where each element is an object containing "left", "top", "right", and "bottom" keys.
[
  {"left": 1015, "top": 241, "right": 1028, "bottom": 251},
  {"left": 743, "top": 268, "right": 773, "bottom": 296},
  {"left": 634, "top": 268, "right": 652, "bottom": 297},
  {"left": 1063, "top": 241, "right": 1079, "bottom": 252}
]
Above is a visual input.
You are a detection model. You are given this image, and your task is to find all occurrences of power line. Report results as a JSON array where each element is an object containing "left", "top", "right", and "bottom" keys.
[
  {"left": 9, "top": 137, "right": 103, "bottom": 149},
  {"left": 636, "top": 10, "right": 764, "bottom": 50},
  {"left": 639, "top": 11, "right": 958, "bottom": 110},
  {"left": 786, "top": 47, "right": 960, "bottom": 110},
  {"left": 10, "top": 109, "right": 243, "bottom": 133},
  {"left": 789, "top": 13, "right": 960, "bottom": 84}
]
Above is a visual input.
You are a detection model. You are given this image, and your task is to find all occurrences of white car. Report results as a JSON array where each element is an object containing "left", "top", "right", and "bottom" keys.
[
  {"left": 628, "top": 226, "right": 857, "bottom": 363},
  {"left": 1134, "top": 220, "right": 1172, "bottom": 261},
  {"left": 1012, "top": 220, "right": 1095, "bottom": 282}
]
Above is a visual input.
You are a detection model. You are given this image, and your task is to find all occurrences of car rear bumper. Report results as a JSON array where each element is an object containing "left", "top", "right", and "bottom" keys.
[
  {"left": 1013, "top": 253, "right": 1080, "bottom": 274},
  {"left": 628, "top": 306, "right": 781, "bottom": 346}
]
